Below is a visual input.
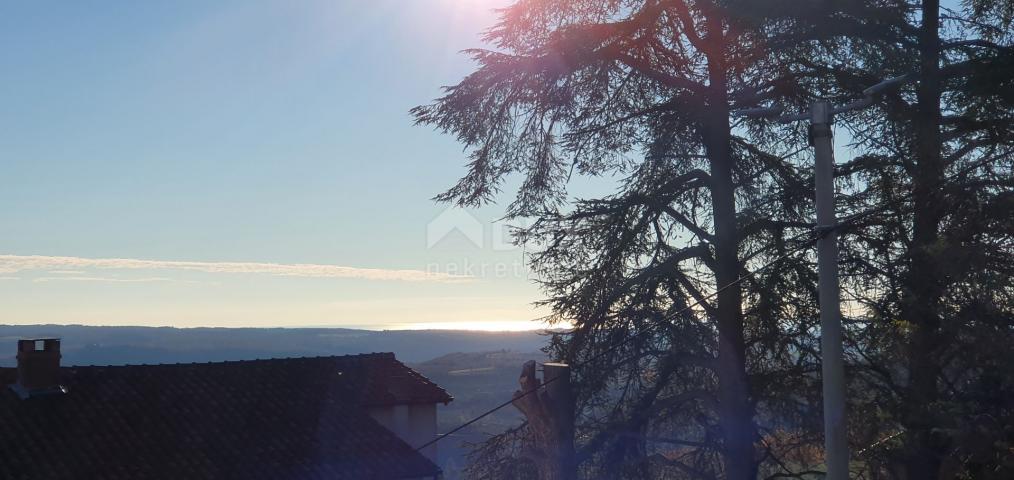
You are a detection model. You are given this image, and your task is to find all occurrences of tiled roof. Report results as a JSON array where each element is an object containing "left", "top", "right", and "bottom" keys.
[
  {"left": 0, "top": 353, "right": 452, "bottom": 479},
  {"left": 326, "top": 352, "right": 453, "bottom": 407}
]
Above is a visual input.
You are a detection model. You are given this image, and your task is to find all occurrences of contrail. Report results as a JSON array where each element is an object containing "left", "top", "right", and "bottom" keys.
[{"left": 0, "top": 254, "right": 471, "bottom": 283}]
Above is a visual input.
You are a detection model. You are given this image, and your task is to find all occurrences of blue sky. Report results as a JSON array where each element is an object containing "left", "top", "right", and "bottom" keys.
[
  {"left": 0, "top": 0, "right": 580, "bottom": 330},
  {"left": 0, "top": 1, "right": 875, "bottom": 330}
]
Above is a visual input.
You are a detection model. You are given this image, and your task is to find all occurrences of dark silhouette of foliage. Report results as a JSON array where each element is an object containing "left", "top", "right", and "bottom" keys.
[
  {"left": 413, "top": 1, "right": 858, "bottom": 477},
  {"left": 827, "top": 1, "right": 1014, "bottom": 478},
  {"left": 414, "top": 0, "right": 1014, "bottom": 478}
]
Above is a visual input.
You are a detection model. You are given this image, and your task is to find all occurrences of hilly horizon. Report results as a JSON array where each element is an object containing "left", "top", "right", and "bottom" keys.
[{"left": 0, "top": 324, "right": 550, "bottom": 367}]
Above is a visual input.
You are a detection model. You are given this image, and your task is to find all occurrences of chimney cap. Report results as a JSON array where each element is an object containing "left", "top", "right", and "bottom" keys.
[
  {"left": 12, "top": 338, "right": 64, "bottom": 399},
  {"left": 18, "top": 338, "right": 61, "bottom": 351}
]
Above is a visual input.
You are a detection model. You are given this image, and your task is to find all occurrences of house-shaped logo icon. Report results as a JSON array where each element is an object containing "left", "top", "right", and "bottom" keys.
[{"left": 426, "top": 207, "right": 484, "bottom": 249}]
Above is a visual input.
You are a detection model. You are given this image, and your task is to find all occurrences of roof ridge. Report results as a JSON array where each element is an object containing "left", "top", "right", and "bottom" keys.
[
  {"left": 39, "top": 352, "right": 400, "bottom": 369},
  {"left": 2, "top": 352, "right": 453, "bottom": 405}
]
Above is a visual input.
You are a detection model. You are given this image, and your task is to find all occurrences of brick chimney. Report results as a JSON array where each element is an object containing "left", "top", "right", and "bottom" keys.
[{"left": 10, "top": 339, "right": 65, "bottom": 399}]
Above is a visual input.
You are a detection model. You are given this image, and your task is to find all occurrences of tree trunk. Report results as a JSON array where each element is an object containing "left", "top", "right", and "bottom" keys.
[
  {"left": 512, "top": 361, "right": 577, "bottom": 480},
  {"left": 903, "top": 0, "right": 946, "bottom": 478},
  {"left": 704, "top": 52, "right": 756, "bottom": 480}
]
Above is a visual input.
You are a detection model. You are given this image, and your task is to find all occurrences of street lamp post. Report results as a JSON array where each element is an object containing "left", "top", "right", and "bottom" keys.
[
  {"left": 810, "top": 100, "right": 849, "bottom": 480},
  {"left": 734, "top": 75, "right": 913, "bottom": 479}
]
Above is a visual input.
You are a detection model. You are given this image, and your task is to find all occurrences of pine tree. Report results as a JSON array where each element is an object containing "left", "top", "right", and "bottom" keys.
[
  {"left": 413, "top": 1, "right": 865, "bottom": 476},
  {"left": 827, "top": 0, "right": 1014, "bottom": 477},
  {"left": 414, "top": 0, "right": 1014, "bottom": 477}
]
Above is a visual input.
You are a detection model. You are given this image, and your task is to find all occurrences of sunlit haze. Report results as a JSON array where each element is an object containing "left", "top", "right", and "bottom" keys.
[{"left": 0, "top": 0, "right": 569, "bottom": 331}]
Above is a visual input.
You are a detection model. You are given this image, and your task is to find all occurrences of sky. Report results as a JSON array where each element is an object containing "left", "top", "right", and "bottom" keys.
[
  {"left": 0, "top": 0, "right": 585, "bottom": 330},
  {"left": 0, "top": 1, "right": 879, "bottom": 331}
]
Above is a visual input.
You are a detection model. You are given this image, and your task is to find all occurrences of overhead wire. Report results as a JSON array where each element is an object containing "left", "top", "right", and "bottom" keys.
[{"left": 415, "top": 150, "right": 1004, "bottom": 453}]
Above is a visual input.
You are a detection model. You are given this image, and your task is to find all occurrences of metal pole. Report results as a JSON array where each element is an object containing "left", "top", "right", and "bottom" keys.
[{"left": 810, "top": 100, "right": 849, "bottom": 479}]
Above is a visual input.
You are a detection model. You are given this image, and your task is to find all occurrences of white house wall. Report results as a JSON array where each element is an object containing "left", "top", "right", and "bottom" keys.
[{"left": 368, "top": 403, "right": 438, "bottom": 461}]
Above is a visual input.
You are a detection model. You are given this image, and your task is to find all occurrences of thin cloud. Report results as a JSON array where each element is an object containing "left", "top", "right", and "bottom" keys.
[
  {"left": 0, "top": 276, "right": 19, "bottom": 281},
  {"left": 33, "top": 276, "right": 174, "bottom": 284},
  {"left": 47, "top": 270, "right": 86, "bottom": 275},
  {"left": 0, "top": 254, "right": 471, "bottom": 283}
]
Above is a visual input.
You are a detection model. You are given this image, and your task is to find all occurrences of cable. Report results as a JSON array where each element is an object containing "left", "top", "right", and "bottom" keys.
[
  {"left": 856, "top": 430, "right": 905, "bottom": 457},
  {"left": 415, "top": 152, "right": 1004, "bottom": 453},
  {"left": 415, "top": 228, "right": 822, "bottom": 453}
]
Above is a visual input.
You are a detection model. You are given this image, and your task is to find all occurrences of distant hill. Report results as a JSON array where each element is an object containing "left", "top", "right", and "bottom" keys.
[
  {"left": 0, "top": 324, "right": 549, "bottom": 366},
  {"left": 416, "top": 349, "right": 547, "bottom": 371},
  {"left": 411, "top": 350, "right": 550, "bottom": 477}
]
